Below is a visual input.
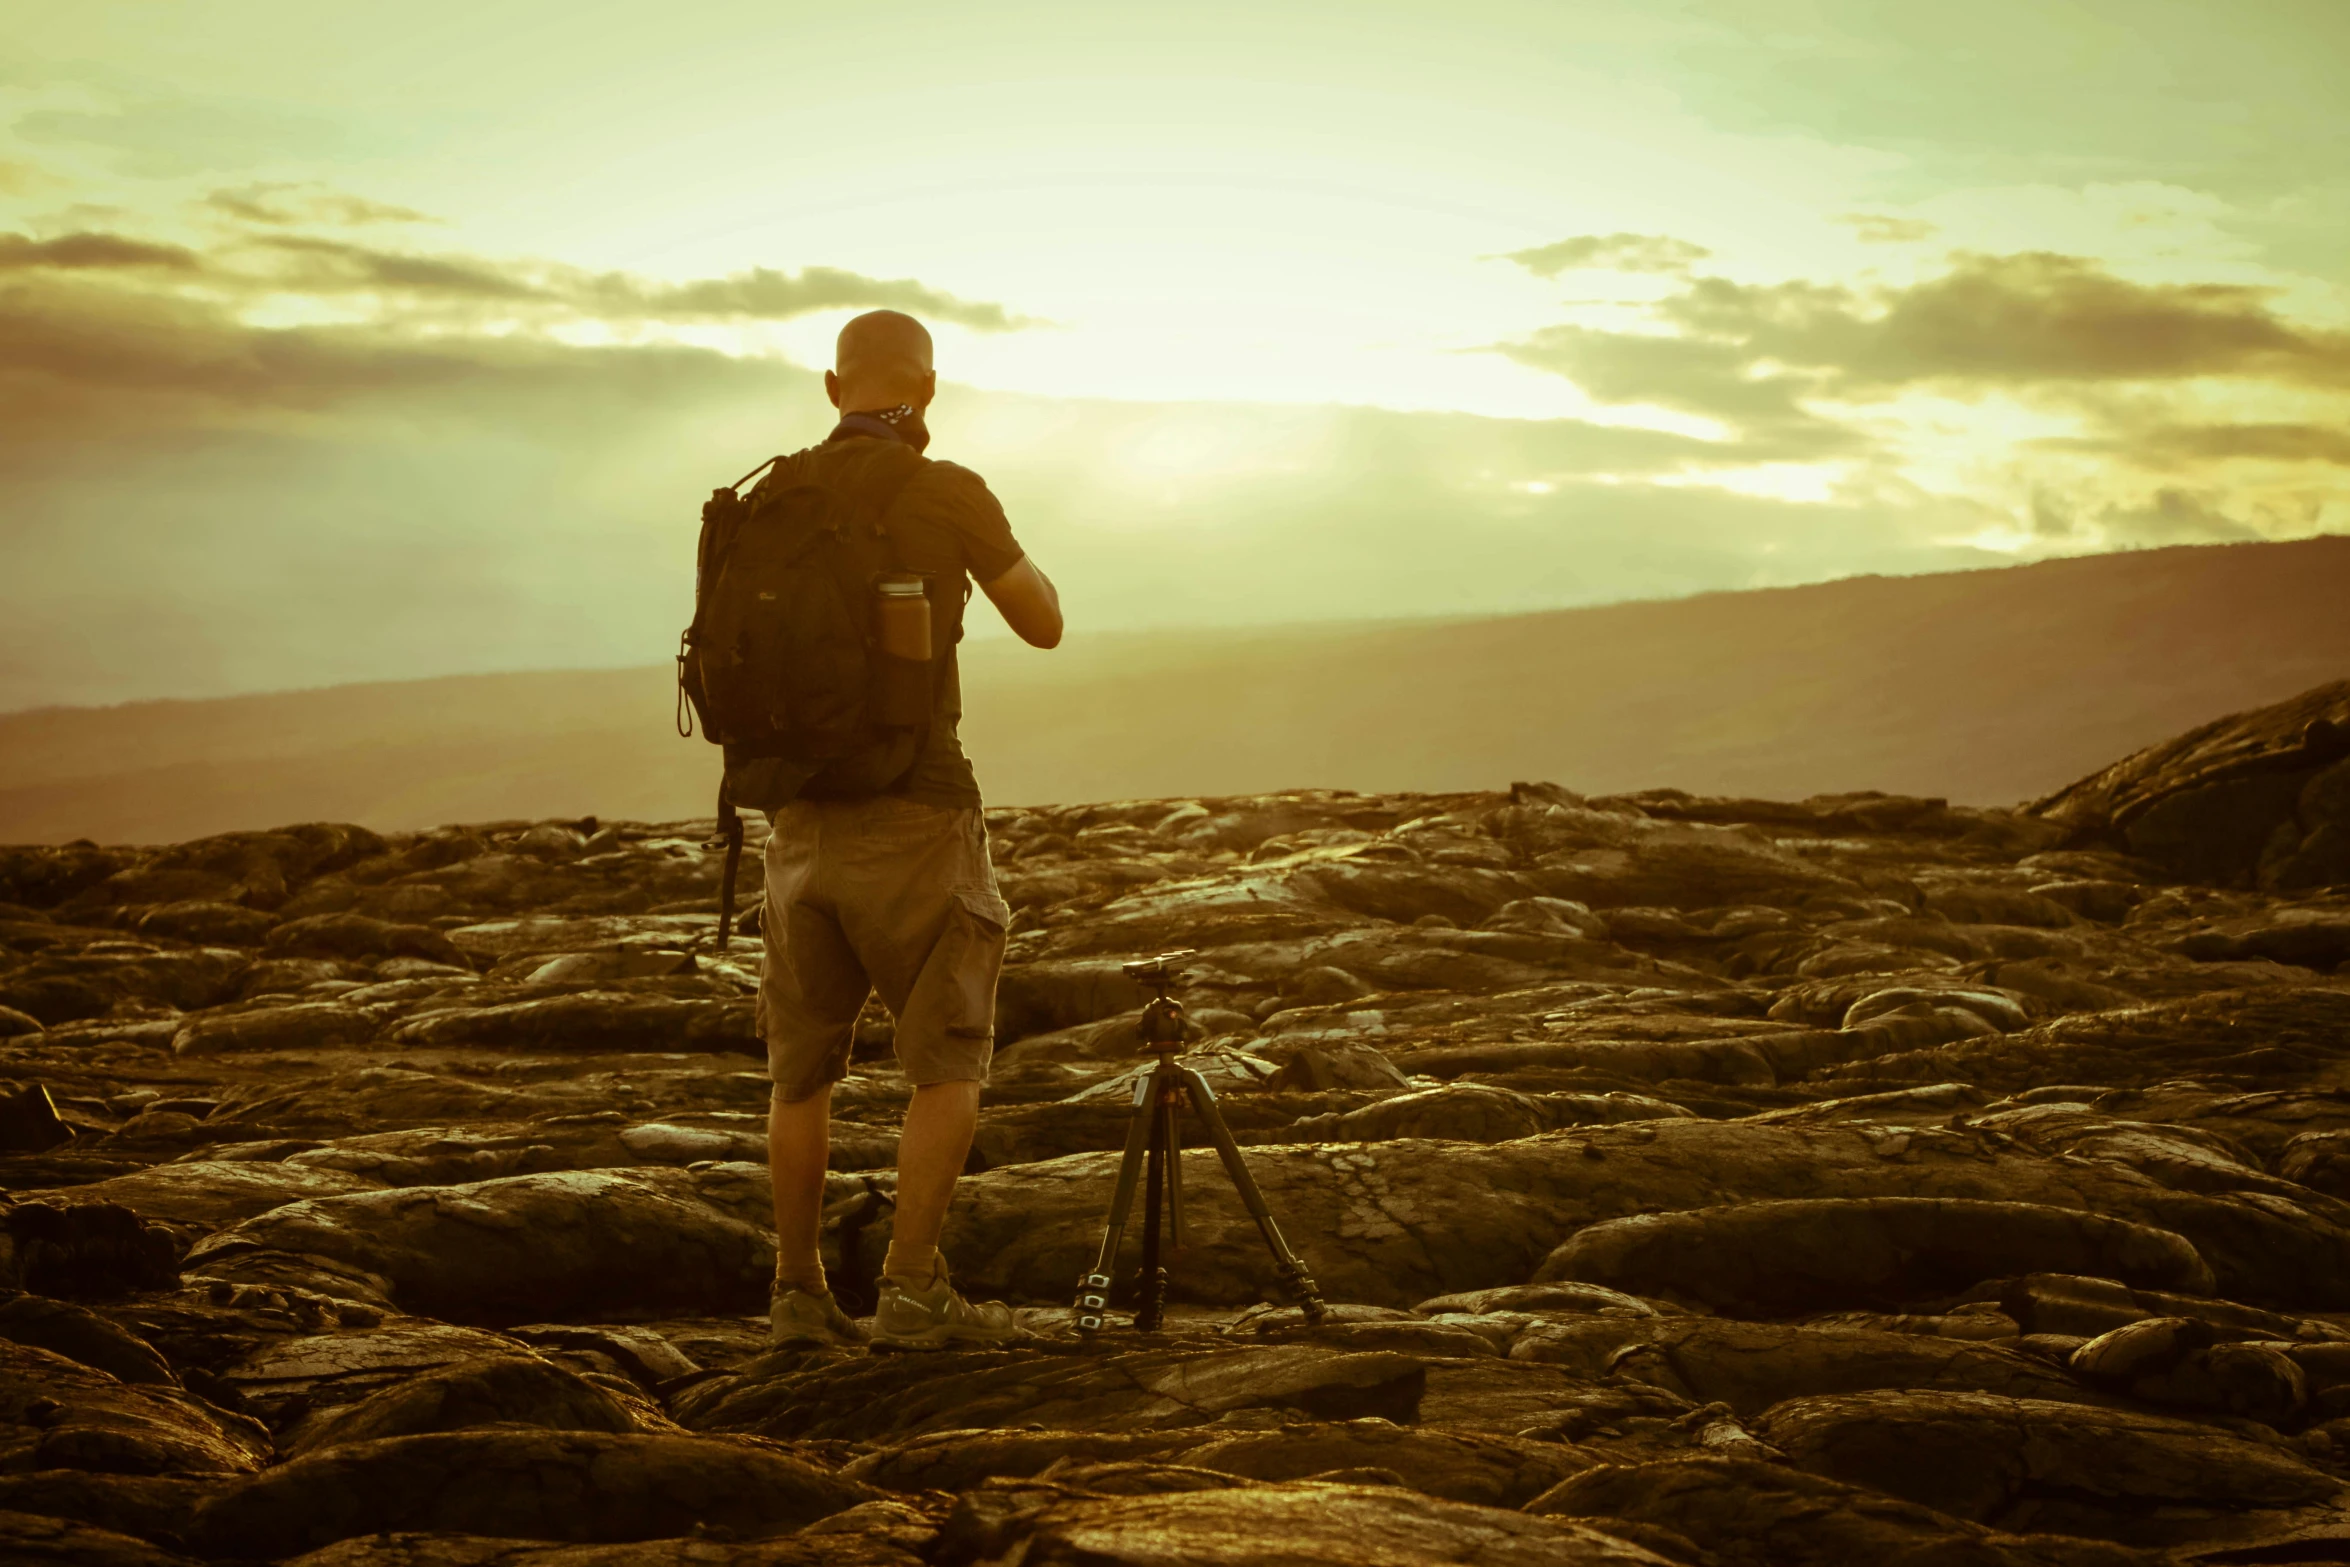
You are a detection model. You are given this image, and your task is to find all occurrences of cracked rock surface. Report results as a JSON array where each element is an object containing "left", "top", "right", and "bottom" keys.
[{"left": 2, "top": 679, "right": 2350, "bottom": 1562}]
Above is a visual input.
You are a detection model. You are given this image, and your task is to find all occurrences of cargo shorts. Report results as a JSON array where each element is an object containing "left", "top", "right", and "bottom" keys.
[{"left": 756, "top": 795, "right": 1013, "bottom": 1102}]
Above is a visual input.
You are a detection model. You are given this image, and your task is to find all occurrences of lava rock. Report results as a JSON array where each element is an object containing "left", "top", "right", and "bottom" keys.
[
  {"left": 1755, "top": 1389, "right": 2341, "bottom": 1542},
  {"left": 266, "top": 914, "right": 466, "bottom": 966},
  {"left": 1535, "top": 1198, "right": 2215, "bottom": 1315},
  {"left": 289, "top": 1354, "right": 652, "bottom": 1453},
  {"left": 0, "top": 1340, "right": 271, "bottom": 1476},
  {"left": 676, "top": 1344, "right": 1429, "bottom": 1442},
  {"left": 0, "top": 1295, "right": 177, "bottom": 1386},
  {"left": 0, "top": 1082, "right": 73, "bottom": 1152},
  {"left": 0, "top": 1510, "right": 203, "bottom": 1567},
  {"left": 189, "top": 1429, "right": 874, "bottom": 1557},
  {"left": 933, "top": 1481, "right": 1675, "bottom": 1566},
  {"left": 1527, "top": 1455, "right": 2152, "bottom": 1567},
  {"left": 1509, "top": 1317, "right": 2103, "bottom": 1416},
  {"left": 182, "top": 1169, "right": 773, "bottom": 1324},
  {"left": 1, "top": 1202, "right": 182, "bottom": 1299}
]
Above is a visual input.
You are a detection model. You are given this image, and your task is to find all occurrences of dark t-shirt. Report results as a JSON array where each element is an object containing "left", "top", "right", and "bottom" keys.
[{"left": 742, "top": 429, "right": 1023, "bottom": 809}]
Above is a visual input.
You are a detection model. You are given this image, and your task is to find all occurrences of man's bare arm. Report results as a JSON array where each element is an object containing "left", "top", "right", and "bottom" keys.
[{"left": 979, "top": 556, "right": 1063, "bottom": 649}]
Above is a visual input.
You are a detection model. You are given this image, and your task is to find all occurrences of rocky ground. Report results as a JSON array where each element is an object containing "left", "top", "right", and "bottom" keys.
[{"left": 1, "top": 680, "right": 2347, "bottom": 1566}]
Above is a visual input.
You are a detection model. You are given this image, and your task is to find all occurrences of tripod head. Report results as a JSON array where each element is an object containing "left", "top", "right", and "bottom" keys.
[
  {"left": 1122, "top": 949, "right": 1195, "bottom": 998},
  {"left": 1123, "top": 949, "right": 1196, "bottom": 1053}
]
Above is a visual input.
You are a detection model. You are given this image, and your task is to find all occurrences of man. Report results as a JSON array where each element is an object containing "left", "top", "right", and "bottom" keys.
[{"left": 755, "top": 309, "right": 1062, "bottom": 1350}]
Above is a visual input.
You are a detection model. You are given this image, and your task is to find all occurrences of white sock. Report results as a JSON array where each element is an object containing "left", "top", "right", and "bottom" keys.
[{"left": 882, "top": 1241, "right": 939, "bottom": 1288}]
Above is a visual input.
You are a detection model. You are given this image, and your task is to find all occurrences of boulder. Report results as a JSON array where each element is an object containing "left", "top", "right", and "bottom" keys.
[
  {"left": 38, "top": 1161, "right": 385, "bottom": 1228},
  {"left": 266, "top": 914, "right": 466, "bottom": 966},
  {"left": 2284, "top": 1129, "right": 2350, "bottom": 1197},
  {"left": 287, "top": 1127, "right": 589, "bottom": 1188},
  {"left": 1176, "top": 1420, "right": 1599, "bottom": 1507},
  {"left": 182, "top": 1169, "right": 773, "bottom": 1324},
  {"left": 217, "top": 1323, "right": 547, "bottom": 1430},
  {"left": 189, "top": 1430, "right": 874, "bottom": 1558},
  {"left": 0, "top": 946, "right": 249, "bottom": 1026},
  {"left": 1, "top": 1202, "right": 183, "bottom": 1299},
  {"left": 844, "top": 1427, "right": 1205, "bottom": 1493},
  {"left": 0, "top": 1295, "right": 177, "bottom": 1386},
  {"left": 0, "top": 1340, "right": 272, "bottom": 1476},
  {"left": 1535, "top": 1198, "right": 2214, "bottom": 1315},
  {"left": 676, "top": 1344, "right": 1429, "bottom": 1442},
  {"left": 1263, "top": 1043, "right": 1411, "bottom": 1092},
  {"left": 0, "top": 1511, "right": 203, "bottom": 1567},
  {"left": 2066, "top": 1318, "right": 2308, "bottom": 1427},
  {"left": 932, "top": 1482, "right": 1676, "bottom": 1566},
  {"left": 1755, "top": 1389, "right": 2342, "bottom": 1540},
  {"left": 289, "top": 1354, "right": 651, "bottom": 1453},
  {"left": 0, "top": 1473, "right": 224, "bottom": 1553},
  {"left": 390, "top": 993, "right": 756, "bottom": 1052},
  {"left": 997, "top": 960, "right": 1150, "bottom": 1041},
  {"left": 0, "top": 842, "right": 141, "bottom": 909},
  {"left": 1995, "top": 1272, "right": 2317, "bottom": 1342},
  {"left": 1508, "top": 1317, "right": 2103, "bottom": 1416},
  {"left": 134, "top": 901, "right": 280, "bottom": 946},
  {"left": 2031, "top": 680, "right": 2350, "bottom": 889},
  {"left": 0, "top": 1083, "right": 73, "bottom": 1152},
  {"left": 1277, "top": 1084, "right": 1553, "bottom": 1144},
  {"left": 2175, "top": 910, "right": 2350, "bottom": 972},
  {"left": 280, "top": 1531, "right": 922, "bottom": 1565},
  {"left": 1527, "top": 1455, "right": 2152, "bottom": 1567},
  {"left": 173, "top": 1001, "right": 388, "bottom": 1056}
]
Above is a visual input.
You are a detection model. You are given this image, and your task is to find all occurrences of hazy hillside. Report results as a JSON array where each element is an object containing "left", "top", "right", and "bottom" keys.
[{"left": 5, "top": 536, "right": 2346, "bottom": 844}]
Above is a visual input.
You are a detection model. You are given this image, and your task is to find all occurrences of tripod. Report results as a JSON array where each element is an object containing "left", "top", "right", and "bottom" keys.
[{"left": 1073, "top": 951, "right": 1329, "bottom": 1333}]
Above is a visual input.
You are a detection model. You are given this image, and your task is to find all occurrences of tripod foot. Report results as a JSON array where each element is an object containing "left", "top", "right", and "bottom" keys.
[
  {"left": 1074, "top": 1272, "right": 1113, "bottom": 1334},
  {"left": 1280, "top": 1261, "right": 1330, "bottom": 1326}
]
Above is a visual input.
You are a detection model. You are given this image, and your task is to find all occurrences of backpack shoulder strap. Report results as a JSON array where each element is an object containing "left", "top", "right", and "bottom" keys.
[{"left": 862, "top": 442, "right": 928, "bottom": 546}]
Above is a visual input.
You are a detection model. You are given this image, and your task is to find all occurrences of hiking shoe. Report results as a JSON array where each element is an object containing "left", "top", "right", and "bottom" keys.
[
  {"left": 870, "top": 1261, "right": 1020, "bottom": 1349},
  {"left": 768, "top": 1286, "right": 869, "bottom": 1348}
]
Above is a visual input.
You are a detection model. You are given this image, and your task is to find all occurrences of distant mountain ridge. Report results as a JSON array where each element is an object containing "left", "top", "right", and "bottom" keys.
[{"left": 5, "top": 536, "right": 2347, "bottom": 844}]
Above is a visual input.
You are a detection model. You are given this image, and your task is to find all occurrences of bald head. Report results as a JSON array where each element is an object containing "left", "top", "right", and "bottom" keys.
[{"left": 828, "top": 310, "right": 935, "bottom": 414}]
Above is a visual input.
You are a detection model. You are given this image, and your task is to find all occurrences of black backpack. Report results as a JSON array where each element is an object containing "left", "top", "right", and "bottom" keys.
[{"left": 675, "top": 439, "right": 940, "bottom": 947}]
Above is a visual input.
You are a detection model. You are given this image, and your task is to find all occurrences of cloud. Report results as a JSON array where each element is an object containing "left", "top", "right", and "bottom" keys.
[
  {"left": 205, "top": 184, "right": 437, "bottom": 228},
  {"left": 1495, "top": 251, "right": 2350, "bottom": 462},
  {"left": 1836, "top": 212, "right": 1937, "bottom": 244},
  {"left": 576, "top": 264, "right": 1042, "bottom": 331},
  {"left": 2049, "top": 421, "right": 2350, "bottom": 472},
  {"left": 2098, "top": 489, "right": 2265, "bottom": 546},
  {"left": 2022, "top": 486, "right": 2268, "bottom": 547},
  {"left": 236, "top": 233, "right": 1040, "bottom": 330},
  {"left": 1490, "top": 247, "right": 2350, "bottom": 551},
  {"left": 0, "top": 220, "right": 1042, "bottom": 335},
  {"left": 0, "top": 231, "right": 200, "bottom": 271},
  {"left": 0, "top": 271, "right": 786, "bottom": 453},
  {"left": 1656, "top": 252, "right": 2350, "bottom": 390},
  {"left": 251, "top": 233, "right": 548, "bottom": 303},
  {"left": 1491, "top": 325, "right": 1852, "bottom": 459},
  {"left": 1498, "top": 233, "right": 1712, "bottom": 278}
]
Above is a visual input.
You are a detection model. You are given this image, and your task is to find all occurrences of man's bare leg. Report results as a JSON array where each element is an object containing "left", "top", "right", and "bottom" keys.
[
  {"left": 882, "top": 1079, "right": 980, "bottom": 1285},
  {"left": 769, "top": 1084, "right": 833, "bottom": 1294}
]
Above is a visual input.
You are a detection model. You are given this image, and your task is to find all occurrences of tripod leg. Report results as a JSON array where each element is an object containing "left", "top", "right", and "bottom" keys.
[
  {"left": 1138, "top": 1093, "right": 1168, "bottom": 1332},
  {"left": 1162, "top": 1091, "right": 1185, "bottom": 1252},
  {"left": 1072, "top": 1067, "right": 1162, "bottom": 1332},
  {"left": 1176, "top": 1064, "right": 1330, "bottom": 1325}
]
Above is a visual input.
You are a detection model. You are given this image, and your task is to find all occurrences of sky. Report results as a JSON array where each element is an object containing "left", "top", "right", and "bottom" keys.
[{"left": 3, "top": 0, "right": 2346, "bottom": 709}]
